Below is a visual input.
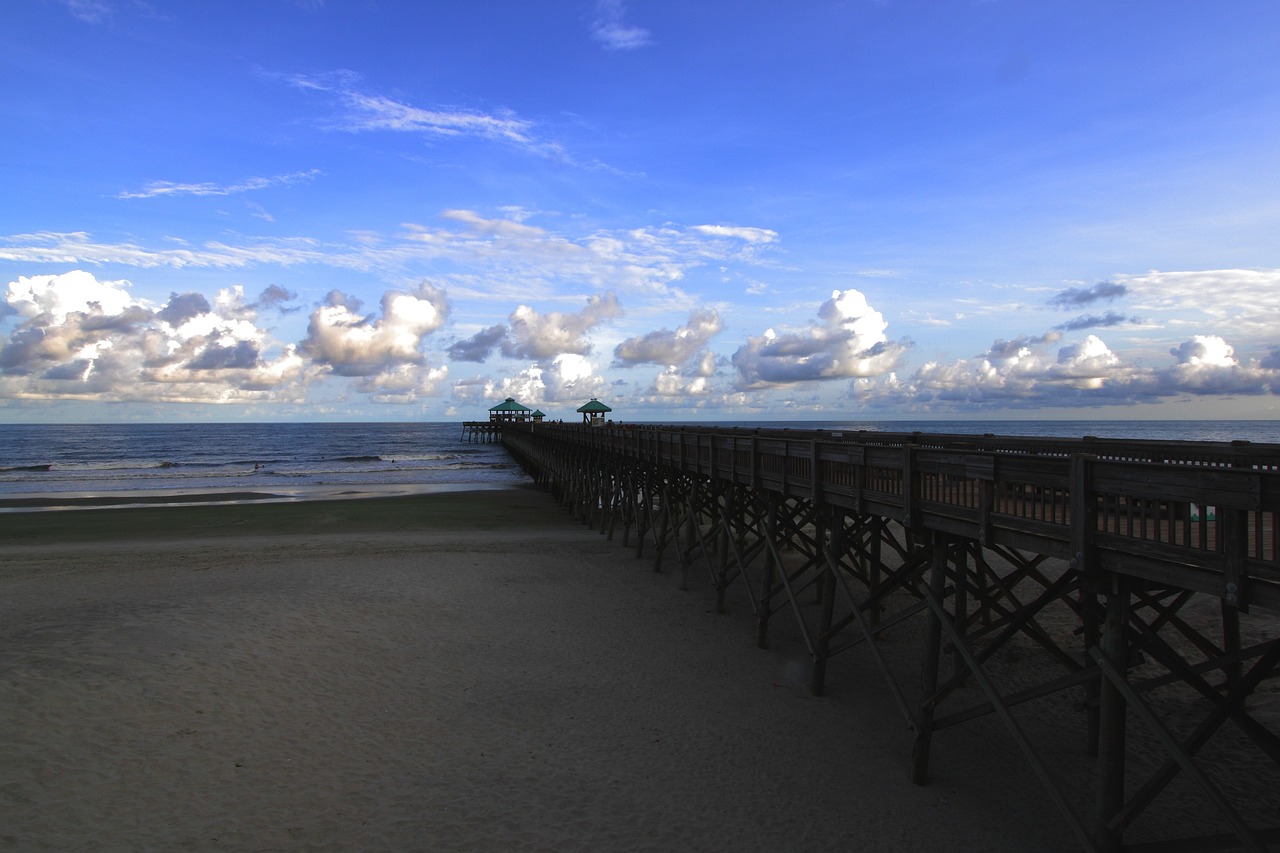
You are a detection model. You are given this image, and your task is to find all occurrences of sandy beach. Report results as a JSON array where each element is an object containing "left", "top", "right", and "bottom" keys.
[{"left": 2, "top": 486, "right": 1088, "bottom": 851}]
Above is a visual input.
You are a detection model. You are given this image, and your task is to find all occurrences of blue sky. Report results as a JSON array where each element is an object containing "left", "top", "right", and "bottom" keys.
[{"left": 2, "top": 0, "right": 1278, "bottom": 423}]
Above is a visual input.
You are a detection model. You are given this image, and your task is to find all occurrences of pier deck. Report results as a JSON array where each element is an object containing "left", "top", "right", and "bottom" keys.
[{"left": 499, "top": 422, "right": 1280, "bottom": 853}]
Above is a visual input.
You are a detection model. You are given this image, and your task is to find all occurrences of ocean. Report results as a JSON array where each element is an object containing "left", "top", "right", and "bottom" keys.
[
  {"left": 0, "top": 422, "right": 524, "bottom": 502},
  {"left": 2, "top": 419, "right": 1278, "bottom": 505}
]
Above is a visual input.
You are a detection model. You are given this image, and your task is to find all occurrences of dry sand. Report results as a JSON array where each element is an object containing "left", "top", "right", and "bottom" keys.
[{"left": 2, "top": 487, "right": 1082, "bottom": 851}]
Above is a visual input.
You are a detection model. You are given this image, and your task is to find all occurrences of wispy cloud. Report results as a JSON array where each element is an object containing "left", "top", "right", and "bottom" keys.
[
  {"left": 117, "top": 170, "right": 321, "bottom": 200},
  {"left": 60, "top": 0, "right": 115, "bottom": 24},
  {"left": 285, "top": 72, "right": 569, "bottom": 160},
  {"left": 591, "top": 0, "right": 652, "bottom": 51},
  {"left": 0, "top": 214, "right": 780, "bottom": 298},
  {"left": 1116, "top": 269, "right": 1280, "bottom": 349},
  {"left": 691, "top": 225, "right": 778, "bottom": 244},
  {"left": 0, "top": 231, "right": 335, "bottom": 270}
]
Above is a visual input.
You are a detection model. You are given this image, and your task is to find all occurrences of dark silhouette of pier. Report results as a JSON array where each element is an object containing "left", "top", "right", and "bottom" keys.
[{"left": 498, "top": 421, "right": 1280, "bottom": 853}]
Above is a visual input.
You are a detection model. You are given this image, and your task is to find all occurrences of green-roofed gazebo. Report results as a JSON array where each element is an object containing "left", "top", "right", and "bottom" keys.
[
  {"left": 531, "top": 409, "right": 546, "bottom": 423},
  {"left": 489, "top": 397, "right": 532, "bottom": 423},
  {"left": 576, "top": 398, "right": 612, "bottom": 426}
]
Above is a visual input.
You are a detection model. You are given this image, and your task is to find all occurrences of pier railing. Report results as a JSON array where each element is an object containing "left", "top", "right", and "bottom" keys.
[
  {"left": 498, "top": 421, "right": 1280, "bottom": 852},
  {"left": 506, "top": 422, "right": 1280, "bottom": 609}
]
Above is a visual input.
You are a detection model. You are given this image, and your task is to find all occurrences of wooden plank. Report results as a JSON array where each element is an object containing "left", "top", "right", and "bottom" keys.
[
  {"left": 1091, "top": 463, "right": 1265, "bottom": 510},
  {"left": 966, "top": 453, "right": 997, "bottom": 481}
]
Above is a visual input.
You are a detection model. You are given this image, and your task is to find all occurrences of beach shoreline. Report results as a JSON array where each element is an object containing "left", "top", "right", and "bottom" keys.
[{"left": 0, "top": 480, "right": 527, "bottom": 513}]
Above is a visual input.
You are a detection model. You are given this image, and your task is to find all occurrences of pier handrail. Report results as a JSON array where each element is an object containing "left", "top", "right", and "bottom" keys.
[
  {"left": 501, "top": 422, "right": 1280, "bottom": 612},
  {"left": 520, "top": 421, "right": 1280, "bottom": 466}
]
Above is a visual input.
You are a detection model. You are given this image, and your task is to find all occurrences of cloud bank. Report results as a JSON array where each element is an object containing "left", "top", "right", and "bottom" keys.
[
  {"left": 1, "top": 271, "right": 312, "bottom": 404},
  {"left": 4, "top": 260, "right": 1280, "bottom": 416}
]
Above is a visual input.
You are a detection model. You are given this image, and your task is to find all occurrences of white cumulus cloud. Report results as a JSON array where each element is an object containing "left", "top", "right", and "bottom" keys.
[
  {"left": 502, "top": 292, "right": 622, "bottom": 359},
  {"left": 300, "top": 283, "right": 449, "bottom": 378},
  {"left": 613, "top": 307, "right": 722, "bottom": 367},
  {"left": 0, "top": 270, "right": 314, "bottom": 404},
  {"left": 732, "top": 289, "right": 908, "bottom": 389}
]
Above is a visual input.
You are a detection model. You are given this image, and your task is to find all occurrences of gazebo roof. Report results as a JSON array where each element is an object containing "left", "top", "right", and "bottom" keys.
[
  {"left": 490, "top": 397, "right": 531, "bottom": 412},
  {"left": 576, "top": 398, "right": 612, "bottom": 413},
  {"left": 532, "top": 410, "right": 546, "bottom": 417}
]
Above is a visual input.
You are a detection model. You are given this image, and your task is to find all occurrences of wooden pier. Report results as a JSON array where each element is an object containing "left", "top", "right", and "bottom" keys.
[
  {"left": 498, "top": 422, "right": 1280, "bottom": 853},
  {"left": 461, "top": 421, "right": 503, "bottom": 443}
]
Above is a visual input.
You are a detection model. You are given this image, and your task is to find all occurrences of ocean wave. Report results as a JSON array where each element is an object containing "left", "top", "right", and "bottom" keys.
[
  {"left": 1, "top": 463, "right": 53, "bottom": 472},
  {"left": 161, "top": 459, "right": 290, "bottom": 469},
  {"left": 386, "top": 452, "right": 462, "bottom": 462},
  {"left": 39, "top": 459, "right": 206, "bottom": 472}
]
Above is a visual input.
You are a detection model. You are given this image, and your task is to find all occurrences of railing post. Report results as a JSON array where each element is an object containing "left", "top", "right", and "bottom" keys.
[
  {"left": 810, "top": 440, "right": 820, "bottom": 505},
  {"left": 902, "top": 442, "right": 918, "bottom": 532},
  {"left": 750, "top": 434, "right": 760, "bottom": 491}
]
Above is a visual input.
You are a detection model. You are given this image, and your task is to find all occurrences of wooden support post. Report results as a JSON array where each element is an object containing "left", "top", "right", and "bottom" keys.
[
  {"left": 589, "top": 469, "right": 599, "bottom": 525},
  {"left": 652, "top": 483, "right": 671, "bottom": 573},
  {"left": 912, "top": 530, "right": 949, "bottom": 785},
  {"left": 679, "top": 492, "right": 697, "bottom": 591},
  {"left": 620, "top": 473, "right": 633, "bottom": 547},
  {"left": 951, "top": 541, "right": 968, "bottom": 678},
  {"left": 634, "top": 476, "right": 650, "bottom": 559},
  {"left": 586, "top": 464, "right": 599, "bottom": 530},
  {"left": 1095, "top": 573, "right": 1129, "bottom": 853},
  {"left": 870, "top": 516, "right": 884, "bottom": 632},
  {"left": 810, "top": 508, "right": 842, "bottom": 696},
  {"left": 1082, "top": 568, "right": 1102, "bottom": 757},
  {"left": 756, "top": 492, "right": 778, "bottom": 650},
  {"left": 1223, "top": 599, "right": 1243, "bottom": 688},
  {"left": 716, "top": 488, "right": 732, "bottom": 613},
  {"left": 605, "top": 472, "right": 619, "bottom": 541}
]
